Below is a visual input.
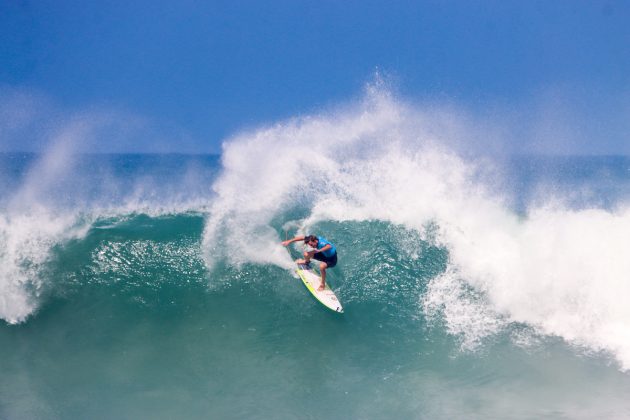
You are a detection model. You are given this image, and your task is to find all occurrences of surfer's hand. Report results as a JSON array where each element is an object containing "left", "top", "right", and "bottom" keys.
[{"left": 281, "top": 240, "right": 290, "bottom": 246}]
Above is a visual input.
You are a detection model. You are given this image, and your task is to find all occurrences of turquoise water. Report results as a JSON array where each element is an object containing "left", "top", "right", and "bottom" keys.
[{"left": 2, "top": 148, "right": 630, "bottom": 419}]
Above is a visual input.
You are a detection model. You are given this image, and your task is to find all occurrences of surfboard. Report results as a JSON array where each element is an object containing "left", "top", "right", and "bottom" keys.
[{"left": 296, "top": 262, "right": 344, "bottom": 313}]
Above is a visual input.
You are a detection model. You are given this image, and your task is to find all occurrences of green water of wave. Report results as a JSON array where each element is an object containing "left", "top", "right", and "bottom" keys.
[{"left": 2, "top": 213, "right": 630, "bottom": 419}]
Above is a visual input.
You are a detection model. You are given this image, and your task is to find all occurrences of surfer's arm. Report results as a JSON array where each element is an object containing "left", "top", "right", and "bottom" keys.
[
  {"left": 281, "top": 235, "right": 305, "bottom": 246},
  {"left": 316, "top": 244, "right": 332, "bottom": 254}
]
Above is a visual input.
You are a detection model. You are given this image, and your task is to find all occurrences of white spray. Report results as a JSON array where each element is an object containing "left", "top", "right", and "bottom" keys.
[{"left": 203, "top": 86, "right": 630, "bottom": 370}]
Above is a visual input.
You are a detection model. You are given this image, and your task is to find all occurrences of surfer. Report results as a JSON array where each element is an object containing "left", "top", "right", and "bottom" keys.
[{"left": 282, "top": 235, "right": 337, "bottom": 291}]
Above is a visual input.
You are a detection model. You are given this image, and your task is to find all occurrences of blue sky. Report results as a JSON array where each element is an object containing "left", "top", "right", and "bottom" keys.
[{"left": 1, "top": 0, "right": 629, "bottom": 154}]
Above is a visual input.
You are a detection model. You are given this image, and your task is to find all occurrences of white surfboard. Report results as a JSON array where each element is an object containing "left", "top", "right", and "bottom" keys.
[{"left": 296, "top": 262, "right": 344, "bottom": 313}]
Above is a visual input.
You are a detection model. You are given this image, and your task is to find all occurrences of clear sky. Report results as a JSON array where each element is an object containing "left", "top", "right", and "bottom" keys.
[{"left": 1, "top": 0, "right": 629, "bottom": 154}]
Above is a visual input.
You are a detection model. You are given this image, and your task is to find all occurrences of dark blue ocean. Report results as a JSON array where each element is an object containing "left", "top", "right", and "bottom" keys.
[{"left": 2, "top": 142, "right": 630, "bottom": 418}]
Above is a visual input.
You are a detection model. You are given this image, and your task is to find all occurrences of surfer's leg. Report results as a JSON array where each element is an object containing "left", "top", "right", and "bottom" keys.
[
  {"left": 297, "top": 251, "right": 315, "bottom": 265},
  {"left": 318, "top": 262, "right": 328, "bottom": 290},
  {"left": 303, "top": 250, "right": 315, "bottom": 263}
]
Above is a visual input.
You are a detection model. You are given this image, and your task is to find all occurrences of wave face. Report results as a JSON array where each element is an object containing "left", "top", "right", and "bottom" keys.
[
  {"left": 204, "top": 90, "right": 630, "bottom": 371},
  {"left": 0, "top": 153, "right": 219, "bottom": 323},
  {"left": 2, "top": 91, "right": 630, "bottom": 418}
]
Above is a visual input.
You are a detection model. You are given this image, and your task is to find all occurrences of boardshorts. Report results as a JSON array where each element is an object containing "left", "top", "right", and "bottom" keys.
[{"left": 313, "top": 251, "right": 337, "bottom": 268}]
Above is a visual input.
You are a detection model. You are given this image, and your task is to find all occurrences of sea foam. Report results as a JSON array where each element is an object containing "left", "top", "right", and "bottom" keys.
[{"left": 203, "top": 86, "right": 630, "bottom": 370}]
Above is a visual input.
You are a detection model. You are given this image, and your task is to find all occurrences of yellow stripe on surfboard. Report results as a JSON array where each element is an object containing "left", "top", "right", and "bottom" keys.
[{"left": 296, "top": 263, "right": 344, "bottom": 313}]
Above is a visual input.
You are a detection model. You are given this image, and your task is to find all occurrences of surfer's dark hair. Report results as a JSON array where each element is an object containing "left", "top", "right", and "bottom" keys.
[{"left": 304, "top": 235, "right": 317, "bottom": 243}]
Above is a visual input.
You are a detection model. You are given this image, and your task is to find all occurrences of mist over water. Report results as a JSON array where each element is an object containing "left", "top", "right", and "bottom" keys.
[{"left": 2, "top": 88, "right": 630, "bottom": 418}]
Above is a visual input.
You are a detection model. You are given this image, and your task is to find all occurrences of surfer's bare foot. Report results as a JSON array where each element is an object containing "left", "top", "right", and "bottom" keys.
[
  {"left": 318, "top": 283, "right": 325, "bottom": 291},
  {"left": 296, "top": 259, "right": 310, "bottom": 265}
]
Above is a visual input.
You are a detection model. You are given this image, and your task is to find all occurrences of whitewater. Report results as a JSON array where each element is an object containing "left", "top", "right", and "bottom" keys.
[
  {"left": 2, "top": 88, "right": 630, "bottom": 418},
  {"left": 205, "top": 88, "right": 630, "bottom": 369}
]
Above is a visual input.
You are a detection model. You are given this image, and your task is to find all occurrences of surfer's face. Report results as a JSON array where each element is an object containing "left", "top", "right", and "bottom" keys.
[{"left": 307, "top": 239, "right": 317, "bottom": 247}]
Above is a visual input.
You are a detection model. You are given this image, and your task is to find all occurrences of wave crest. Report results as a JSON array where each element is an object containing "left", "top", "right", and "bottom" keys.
[{"left": 203, "top": 86, "right": 630, "bottom": 370}]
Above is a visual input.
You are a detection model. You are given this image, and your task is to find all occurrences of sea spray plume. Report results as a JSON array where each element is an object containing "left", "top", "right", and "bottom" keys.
[
  {"left": 201, "top": 84, "right": 505, "bottom": 282},
  {"left": 0, "top": 119, "right": 94, "bottom": 324},
  {"left": 8, "top": 117, "right": 90, "bottom": 211},
  {"left": 203, "top": 85, "right": 630, "bottom": 370},
  {"left": 202, "top": 85, "right": 405, "bottom": 272}
]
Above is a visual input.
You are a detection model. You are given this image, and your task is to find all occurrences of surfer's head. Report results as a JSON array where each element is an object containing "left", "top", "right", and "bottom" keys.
[{"left": 304, "top": 235, "right": 318, "bottom": 246}]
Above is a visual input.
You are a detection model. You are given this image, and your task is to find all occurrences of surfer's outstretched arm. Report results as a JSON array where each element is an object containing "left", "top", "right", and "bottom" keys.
[{"left": 281, "top": 235, "right": 304, "bottom": 247}]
